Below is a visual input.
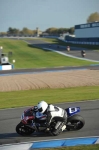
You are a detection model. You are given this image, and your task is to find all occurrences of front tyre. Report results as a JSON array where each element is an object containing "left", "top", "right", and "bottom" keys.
[
  {"left": 16, "top": 122, "right": 35, "bottom": 136},
  {"left": 67, "top": 114, "right": 85, "bottom": 131}
]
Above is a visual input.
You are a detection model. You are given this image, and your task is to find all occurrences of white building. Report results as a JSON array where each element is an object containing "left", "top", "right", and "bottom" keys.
[{"left": 75, "top": 22, "right": 99, "bottom": 38}]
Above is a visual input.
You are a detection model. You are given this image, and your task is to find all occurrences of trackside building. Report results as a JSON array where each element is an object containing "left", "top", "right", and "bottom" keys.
[{"left": 65, "top": 22, "right": 99, "bottom": 45}]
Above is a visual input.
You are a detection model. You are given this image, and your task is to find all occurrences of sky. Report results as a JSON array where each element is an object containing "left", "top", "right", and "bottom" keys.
[{"left": 0, "top": 0, "right": 99, "bottom": 32}]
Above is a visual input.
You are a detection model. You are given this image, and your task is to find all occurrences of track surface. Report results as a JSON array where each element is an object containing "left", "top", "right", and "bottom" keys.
[
  {"left": 0, "top": 100, "right": 99, "bottom": 145},
  {"left": 0, "top": 38, "right": 99, "bottom": 145},
  {"left": 24, "top": 38, "right": 99, "bottom": 61}
]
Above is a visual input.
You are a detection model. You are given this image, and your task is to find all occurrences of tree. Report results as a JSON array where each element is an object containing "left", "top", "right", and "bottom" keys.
[
  {"left": 21, "top": 27, "right": 34, "bottom": 35},
  {"left": 0, "top": 32, "right": 7, "bottom": 36},
  {"left": 7, "top": 27, "right": 20, "bottom": 35},
  {"left": 7, "top": 27, "right": 13, "bottom": 35},
  {"left": 45, "top": 27, "right": 58, "bottom": 34},
  {"left": 68, "top": 27, "right": 75, "bottom": 34},
  {"left": 21, "top": 27, "right": 29, "bottom": 35},
  {"left": 45, "top": 27, "right": 73, "bottom": 35},
  {"left": 87, "top": 12, "right": 99, "bottom": 23}
]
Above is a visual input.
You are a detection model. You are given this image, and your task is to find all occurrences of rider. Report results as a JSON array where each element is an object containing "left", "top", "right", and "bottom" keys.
[
  {"left": 36, "top": 100, "right": 67, "bottom": 136},
  {"left": 33, "top": 105, "right": 47, "bottom": 124},
  {"left": 81, "top": 50, "right": 86, "bottom": 57}
]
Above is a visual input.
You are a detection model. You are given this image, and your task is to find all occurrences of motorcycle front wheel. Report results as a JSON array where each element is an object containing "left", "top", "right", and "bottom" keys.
[{"left": 16, "top": 122, "right": 35, "bottom": 136}]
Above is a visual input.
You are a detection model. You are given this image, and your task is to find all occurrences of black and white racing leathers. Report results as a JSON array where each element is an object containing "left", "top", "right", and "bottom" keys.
[{"left": 45, "top": 104, "right": 67, "bottom": 135}]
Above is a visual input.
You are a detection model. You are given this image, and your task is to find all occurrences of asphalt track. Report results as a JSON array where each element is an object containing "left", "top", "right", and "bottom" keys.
[
  {"left": 0, "top": 100, "right": 99, "bottom": 145},
  {"left": 24, "top": 38, "right": 99, "bottom": 61},
  {"left": 0, "top": 38, "right": 99, "bottom": 145}
]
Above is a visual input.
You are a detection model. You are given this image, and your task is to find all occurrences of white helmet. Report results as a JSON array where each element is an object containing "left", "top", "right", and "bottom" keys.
[{"left": 37, "top": 101, "right": 48, "bottom": 113}]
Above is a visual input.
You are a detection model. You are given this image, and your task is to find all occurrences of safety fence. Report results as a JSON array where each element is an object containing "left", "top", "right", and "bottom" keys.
[
  {"left": 65, "top": 41, "right": 99, "bottom": 45},
  {"left": 59, "top": 37, "right": 99, "bottom": 45}
]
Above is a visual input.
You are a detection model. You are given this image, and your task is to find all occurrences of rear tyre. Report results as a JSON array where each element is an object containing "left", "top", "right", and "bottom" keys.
[
  {"left": 16, "top": 122, "right": 35, "bottom": 136},
  {"left": 66, "top": 114, "right": 85, "bottom": 131}
]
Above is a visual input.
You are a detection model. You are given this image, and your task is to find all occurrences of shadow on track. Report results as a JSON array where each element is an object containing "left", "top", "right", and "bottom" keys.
[{"left": 0, "top": 131, "right": 52, "bottom": 145}]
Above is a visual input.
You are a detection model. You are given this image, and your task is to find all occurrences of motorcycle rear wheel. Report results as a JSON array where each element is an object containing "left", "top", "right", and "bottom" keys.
[
  {"left": 66, "top": 114, "right": 85, "bottom": 131},
  {"left": 16, "top": 122, "right": 35, "bottom": 136}
]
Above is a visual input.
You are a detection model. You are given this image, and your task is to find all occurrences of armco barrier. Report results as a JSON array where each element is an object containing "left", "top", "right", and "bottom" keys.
[{"left": 0, "top": 137, "right": 99, "bottom": 150}]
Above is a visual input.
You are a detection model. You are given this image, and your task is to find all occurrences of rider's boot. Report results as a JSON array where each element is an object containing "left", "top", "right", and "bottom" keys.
[{"left": 52, "top": 122, "right": 66, "bottom": 136}]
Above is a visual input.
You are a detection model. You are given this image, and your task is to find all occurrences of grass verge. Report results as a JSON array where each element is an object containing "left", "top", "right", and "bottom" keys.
[
  {"left": 40, "top": 144, "right": 99, "bottom": 150},
  {"left": 0, "top": 86, "right": 99, "bottom": 109},
  {"left": 0, "top": 39, "right": 99, "bottom": 69}
]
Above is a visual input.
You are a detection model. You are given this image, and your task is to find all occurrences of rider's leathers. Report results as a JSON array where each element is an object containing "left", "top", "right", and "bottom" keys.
[{"left": 35, "top": 104, "right": 67, "bottom": 135}]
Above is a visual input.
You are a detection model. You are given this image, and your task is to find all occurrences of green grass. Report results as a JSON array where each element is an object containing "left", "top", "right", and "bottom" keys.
[
  {"left": 0, "top": 86, "right": 99, "bottom": 109},
  {"left": 0, "top": 39, "right": 99, "bottom": 69},
  {"left": 40, "top": 144, "right": 99, "bottom": 150}
]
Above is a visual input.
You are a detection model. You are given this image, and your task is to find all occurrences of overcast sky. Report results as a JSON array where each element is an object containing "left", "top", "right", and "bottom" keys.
[{"left": 0, "top": 0, "right": 99, "bottom": 32}]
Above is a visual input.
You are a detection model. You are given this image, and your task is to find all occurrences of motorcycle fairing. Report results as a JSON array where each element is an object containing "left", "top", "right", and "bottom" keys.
[{"left": 66, "top": 107, "right": 80, "bottom": 116}]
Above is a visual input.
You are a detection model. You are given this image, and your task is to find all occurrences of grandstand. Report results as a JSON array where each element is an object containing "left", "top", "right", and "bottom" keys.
[{"left": 65, "top": 22, "right": 99, "bottom": 45}]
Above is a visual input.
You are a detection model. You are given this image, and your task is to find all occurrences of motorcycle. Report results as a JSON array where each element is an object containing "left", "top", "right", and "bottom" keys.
[
  {"left": 81, "top": 50, "right": 86, "bottom": 57},
  {"left": 67, "top": 46, "right": 70, "bottom": 52},
  {"left": 16, "top": 106, "right": 85, "bottom": 136}
]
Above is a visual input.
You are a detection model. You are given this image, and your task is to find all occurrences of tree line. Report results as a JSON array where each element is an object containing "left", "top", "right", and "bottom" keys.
[
  {"left": 0, "top": 27, "right": 37, "bottom": 36},
  {"left": 0, "top": 12, "right": 99, "bottom": 36},
  {"left": 0, "top": 27, "right": 75, "bottom": 36}
]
